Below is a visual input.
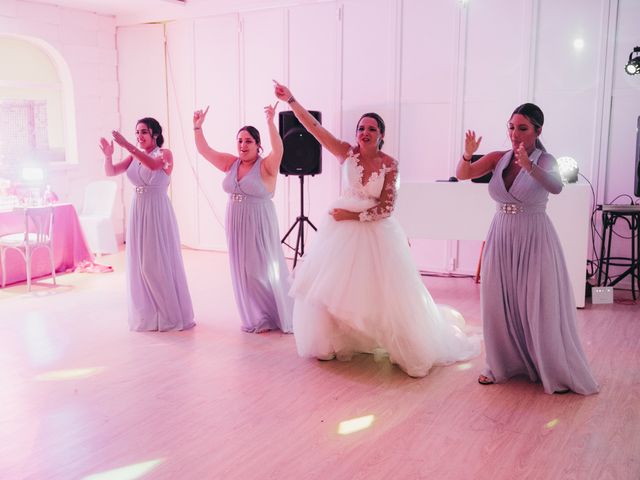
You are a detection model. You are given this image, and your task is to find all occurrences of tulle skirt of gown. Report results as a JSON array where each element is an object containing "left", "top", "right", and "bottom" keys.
[{"left": 290, "top": 212, "right": 481, "bottom": 378}]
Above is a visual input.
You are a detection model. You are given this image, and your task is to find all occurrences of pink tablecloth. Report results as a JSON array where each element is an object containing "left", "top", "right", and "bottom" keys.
[{"left": 0, "top": 203, "right": 94, "bottom": 286}]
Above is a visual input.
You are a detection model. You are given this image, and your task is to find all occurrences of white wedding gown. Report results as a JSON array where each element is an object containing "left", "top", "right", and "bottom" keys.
[{"left": 290, "top": 150, "right": 481, "bottom": 377}]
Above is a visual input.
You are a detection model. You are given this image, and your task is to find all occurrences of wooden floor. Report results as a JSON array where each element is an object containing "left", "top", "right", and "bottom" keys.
[{"left": 0, "top": 249, "right": 638, "bottom": 480}]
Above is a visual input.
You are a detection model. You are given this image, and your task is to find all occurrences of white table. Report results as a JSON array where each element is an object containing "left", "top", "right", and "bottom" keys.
[{"left": 395, "top": 182, "right": 591, "bottom": 307}]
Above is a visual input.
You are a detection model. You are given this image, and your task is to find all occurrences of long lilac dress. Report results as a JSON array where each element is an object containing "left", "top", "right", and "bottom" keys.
[
  {"left": 125, "top": 148, "right": 195, "bottom": 332},
  {"left": 481, "top": 149, "right": 598, "bottom": 394},
  {"left": 222, "top": 157, "right": 293, "bottom": 333}
]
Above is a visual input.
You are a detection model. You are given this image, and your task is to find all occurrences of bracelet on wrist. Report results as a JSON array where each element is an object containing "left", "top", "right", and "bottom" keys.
[
  {"left": 286, "top": 95, "right": 295, "bottom": 104},
  {"left": 462, "top": 154, "right": 472, "bottom": 162},
  {"left": 194, "top": 127, "right": 201, "bottom": 130}
]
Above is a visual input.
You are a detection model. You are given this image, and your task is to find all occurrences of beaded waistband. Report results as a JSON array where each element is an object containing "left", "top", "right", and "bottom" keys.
[
  {"left": 497, "top": 203, "right": 545, "bottom": 214},
  {"left": 134, "top": 185, "right": 165, "bottom": 194},
  {"left": 228, "top": 193, "right": 269, "bottom": 204}
]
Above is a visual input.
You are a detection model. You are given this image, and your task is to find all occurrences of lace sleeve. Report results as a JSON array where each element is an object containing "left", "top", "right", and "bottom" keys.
[{"left": 358, "top": 161, "right": 398, "bottom": 222}]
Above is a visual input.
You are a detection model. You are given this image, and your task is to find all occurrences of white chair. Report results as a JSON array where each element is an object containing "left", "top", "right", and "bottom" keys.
[
  {"left": 0, "top": 206, "right": 56, "bottom": 290},
  {"left": 78, "top": 180, "right": 118, "bottom": 256}
]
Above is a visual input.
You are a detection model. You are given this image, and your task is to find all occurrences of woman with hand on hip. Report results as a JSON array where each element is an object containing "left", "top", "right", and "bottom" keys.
[
  {"left": 100, "top": 117, "right": 195, "bottom": 332},
  {"left": 456, "top": 103, "right": 598, "bottom": 395},
  {"left": 193, "top": 103, "right": 292, "bottom": 334},
  {"left": 273, "top": 81, "right": 480, "bottom": 377}
]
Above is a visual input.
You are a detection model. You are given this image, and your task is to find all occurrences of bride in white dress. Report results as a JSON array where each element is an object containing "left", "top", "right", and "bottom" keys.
[{"left": 274, "top": 82, "right": 480, "bottom": 377}]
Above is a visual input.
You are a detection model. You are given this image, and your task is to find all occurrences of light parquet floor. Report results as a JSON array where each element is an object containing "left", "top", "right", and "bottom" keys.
[{"left": 0, "top": 249, "right": 638, "bottom": 480}]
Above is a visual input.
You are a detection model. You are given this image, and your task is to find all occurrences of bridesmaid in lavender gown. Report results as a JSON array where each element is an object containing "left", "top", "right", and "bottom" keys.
[
  {"left": 100, "top": 117, "right": 195, "bottom": 332},
  {"left": 456, "top": 103, "right": 598, "bottom": 395},
  {"left": 193, "top": 104, "right": 292, "bottom": 334}
]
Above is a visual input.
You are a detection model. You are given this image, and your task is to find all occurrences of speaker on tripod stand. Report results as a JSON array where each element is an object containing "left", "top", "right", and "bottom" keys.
[{"left": 279, "top": 110, "right": 322, "bottom": 267}]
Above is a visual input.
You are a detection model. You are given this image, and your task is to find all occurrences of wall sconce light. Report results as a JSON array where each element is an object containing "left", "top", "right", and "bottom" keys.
[
  {"left": 557, "top": 156, "right": 579, "bottom": 184},
  {"left": 625, "top": 46, "right": 640, "bottom": 75}
]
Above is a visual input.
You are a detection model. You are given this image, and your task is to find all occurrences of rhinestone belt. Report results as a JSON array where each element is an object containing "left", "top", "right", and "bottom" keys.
[
  {"left": 499, "top": 203, "right": 524, "bottom": 214},
  {"left": 230, "top": 193, "right": 247, "bottom": 202},
  {"left": 134, "top": 185, "right": 165, "bottom": 195}
]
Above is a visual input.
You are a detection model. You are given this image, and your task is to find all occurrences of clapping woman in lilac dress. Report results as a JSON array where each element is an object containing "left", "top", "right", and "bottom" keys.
[
  {"left": 100, "top": 117, "right": 195, "bottom": 332},
  {"left": 193, "top": 104, "right": 292, "bottom": 334},
  {"left": 456, "top": 103, "right": 598, "bottom": 395}
]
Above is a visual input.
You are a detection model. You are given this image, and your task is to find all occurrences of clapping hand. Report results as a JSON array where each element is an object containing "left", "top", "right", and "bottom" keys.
[
  {"left": 111, "top": 130, "right": 134, "bottom": 152},
  {"left": 464, "top": 130, "right": 482, "bottom": 158},
  {"left": 99, "top": 137, "right": 114, "bottom": 156},
  {"left": 514, "top": 143, "right": 533, "bottom": 172},
  {"left": 193, "top": 106, "right": 209, "bottom": 129},
  {"left": 264, "top": 102, "right": 279, "bottom": 123}
]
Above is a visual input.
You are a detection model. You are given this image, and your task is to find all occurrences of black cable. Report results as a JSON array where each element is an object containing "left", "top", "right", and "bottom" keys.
[{"left": 578, "top": 173, "right": 602, "bottom": 280}]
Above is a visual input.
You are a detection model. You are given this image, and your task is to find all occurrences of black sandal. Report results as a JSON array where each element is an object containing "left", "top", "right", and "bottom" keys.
[{"left": 478, "top": 375, "right": 494, "bottom": 385}]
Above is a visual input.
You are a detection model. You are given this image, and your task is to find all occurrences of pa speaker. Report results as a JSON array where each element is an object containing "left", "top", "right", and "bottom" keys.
[
  {"left": 279, "top": 110, "right": 322, "bottom": 176},
  {"left": 470, "top": 154, "right": 493, "bottom": 183}
]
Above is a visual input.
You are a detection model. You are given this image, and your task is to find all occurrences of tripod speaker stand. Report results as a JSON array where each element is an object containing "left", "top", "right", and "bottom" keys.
[
  {"left": 279, "top": 110, "right": 322, "bottom": 267},
  {"left": 281, "top": 175, "right": 317, "bottom": 267}
]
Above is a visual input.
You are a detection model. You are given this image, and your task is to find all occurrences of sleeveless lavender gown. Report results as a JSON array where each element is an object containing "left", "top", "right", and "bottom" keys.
[
  {"left": 222, "top": 157, "right": 293, "bottom": 333},
  {"left": 481, "top": 149, "right": 598, "bottom": 394},
  {"left": 125, "top": 148, "right": 195, "bottom": 332}
]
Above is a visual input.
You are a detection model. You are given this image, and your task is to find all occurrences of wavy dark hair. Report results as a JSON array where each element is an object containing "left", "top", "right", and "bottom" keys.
[
  {"left": 136, "top": 117, "right": 164, "bottom": 147},
  {"left": 357, "top": 112, "right": 386, "bottom": 149}
]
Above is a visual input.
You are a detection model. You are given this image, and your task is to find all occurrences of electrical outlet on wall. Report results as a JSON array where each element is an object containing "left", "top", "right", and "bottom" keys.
[{"left": 592, "top": 286, "right": 613, "bottom": 304}]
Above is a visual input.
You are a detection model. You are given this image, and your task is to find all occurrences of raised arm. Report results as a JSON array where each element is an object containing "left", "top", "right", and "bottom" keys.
[
  {"left": 111, "top": 130, "right": 168, "bottom": 171},
  {"left": 261, "top": 102, "right": 284, "bottom": 177},
  {"left": 193, "top": 106, "right": 237, "bottom": 172},
  {"left": 456, "top": 130, "right": 501, "bottom": 180},
  {"left": 100, "top": 137, "right": 132, "bottom": 176},
  {"left": 273, "top": 81, "right": 351, "bottom": 161}
]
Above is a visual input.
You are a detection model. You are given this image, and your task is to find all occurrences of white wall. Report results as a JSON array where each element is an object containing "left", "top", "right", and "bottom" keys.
[
  {"left": 0, "top": 0, "right": 122, "bottom": 237},
  {"left": 116, "top": 0, "right": 640, "bottom": 282},
  {"left": 4, "top": 0, "right": 639, "bottom": 284}
]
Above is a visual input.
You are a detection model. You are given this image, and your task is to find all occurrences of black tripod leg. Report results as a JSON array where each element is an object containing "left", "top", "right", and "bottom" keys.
[
  {"left": 293, "top": 218, "right": 305, "bottom": 267},
  {"left": 281, "top": 217, "right": 301, "bottom": 245},
  {"left": 281, "top": 175, "right": 317, "bottom": 267},
  {"left": 304, "top": 217, "right": 318, "bottom": 231}
]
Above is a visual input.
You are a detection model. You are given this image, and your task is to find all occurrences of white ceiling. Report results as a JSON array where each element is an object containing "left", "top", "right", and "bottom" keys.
[
  {"left": 28, "top": 0, "right": 318, "bottom": 24},
  {"left": 32, "top": 0, "right": 189, "bottom": 18}
]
